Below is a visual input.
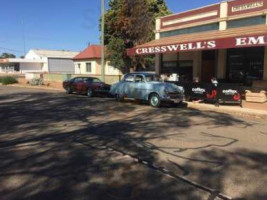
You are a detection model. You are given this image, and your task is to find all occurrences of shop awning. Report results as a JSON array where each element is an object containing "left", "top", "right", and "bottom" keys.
[{"left": 127, "top": 25, "right": 267, "bottom": 56}]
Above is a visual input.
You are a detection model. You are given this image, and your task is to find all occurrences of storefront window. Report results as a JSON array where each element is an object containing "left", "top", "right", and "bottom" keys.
[
  {"left": 160, "top": 23, "right": 219, "bottom": 38},
  {"left": 162, "top": 60, "right": 193, "bottom": 81},
  {"left": 227, "top": 16, "right": 266, "bottom": 29},
  {"left": 227, "top": 47, "right": 264, "bottom": 82}
]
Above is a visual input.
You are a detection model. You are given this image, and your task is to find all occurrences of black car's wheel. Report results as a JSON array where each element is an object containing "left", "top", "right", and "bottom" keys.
[
  {"left": 171, "top": 101, "right": 182, "bottom": 107},
  {"left": 66, "top": 87, "right": 72, "bottom": 94},
  {"left": 115, "top": 94, "right": 124, "bottom": 102},
  {"left": 87, "top": 88, "right": 94, "bottom": 97},
  {"left": 149, "top": 93, "right": 161, "bottom": 108}
]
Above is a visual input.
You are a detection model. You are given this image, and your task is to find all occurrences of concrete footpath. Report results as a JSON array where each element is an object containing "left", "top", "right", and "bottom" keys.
[{"left": 187, "top": 102, "right": 267, "bottom": 120}]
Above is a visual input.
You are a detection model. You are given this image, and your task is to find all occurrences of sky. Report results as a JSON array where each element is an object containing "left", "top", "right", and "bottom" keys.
[{"left": 0, "top": 0, "right": 222, "bottom": 57}]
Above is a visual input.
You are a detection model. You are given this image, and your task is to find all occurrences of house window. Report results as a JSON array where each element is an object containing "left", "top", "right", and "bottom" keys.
[{"left": 86, "top": 63, "right": 92, "bottom": 73}]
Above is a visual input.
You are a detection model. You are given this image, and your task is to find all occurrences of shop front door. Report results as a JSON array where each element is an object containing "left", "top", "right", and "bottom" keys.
[{"left": 202, "top": 50, "right": 216, "bottom": 82}]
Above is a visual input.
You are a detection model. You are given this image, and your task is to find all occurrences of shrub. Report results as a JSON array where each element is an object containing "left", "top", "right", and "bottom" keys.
[
  {"left": 0, "top": 76, "right": 18, "bottom": 85},
  {"left": 30, "top": 78, "right": 43, "bottom": 86}
]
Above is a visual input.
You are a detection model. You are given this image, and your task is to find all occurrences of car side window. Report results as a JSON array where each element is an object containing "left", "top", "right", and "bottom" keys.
[
  {"left": 124, "top": 75, "right": 135, "bottom": 82},
  {"left": 135, "top": 75, "right": 144, "bottom": 83},
  {"left": 85, "top": 78, "right": 92, "bottom": 83},
  {"left": 92, "top": 78, "right": 102, "bottom": 83},
  {"left": 74, "top": 78, "right": 82, "bottom": 83}
]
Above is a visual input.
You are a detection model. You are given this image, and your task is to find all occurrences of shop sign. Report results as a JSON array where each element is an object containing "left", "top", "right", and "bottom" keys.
[
  {"left": 222, "top": 89, "right": 238, "bottom": 95},
  {"left": 231, "top": 1, "right": 264, "bottom": 13},
  {"left": 192, "top": 87, "right": 206, "bottom": 94},
  {"left": 127, "top": 35, "right": 267, "bottom": 56}
]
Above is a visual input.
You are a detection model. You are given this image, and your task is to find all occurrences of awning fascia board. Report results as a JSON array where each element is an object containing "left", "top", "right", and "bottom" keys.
[{"left": 127, "top": 25, "right": 267, "bottom": 56}]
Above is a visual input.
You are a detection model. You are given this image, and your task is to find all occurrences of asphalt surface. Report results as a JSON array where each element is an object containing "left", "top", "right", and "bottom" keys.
[{"left": 0, "top": 86, "right": 267, "bottom": 200}]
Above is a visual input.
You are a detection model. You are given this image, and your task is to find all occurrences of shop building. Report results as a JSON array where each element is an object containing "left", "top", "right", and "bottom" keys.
[{"left": 127, "top": 0, "right": 267, "bottom": 86}]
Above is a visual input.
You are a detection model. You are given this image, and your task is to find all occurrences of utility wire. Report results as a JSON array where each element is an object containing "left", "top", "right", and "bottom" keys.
[{"left": 0, "top": 46, "right": 23, "bottom": 53}]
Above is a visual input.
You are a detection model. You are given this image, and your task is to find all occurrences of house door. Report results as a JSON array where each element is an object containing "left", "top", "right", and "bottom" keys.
[{"left": 202, "top": 50, "right": 216, "bottom": 82}]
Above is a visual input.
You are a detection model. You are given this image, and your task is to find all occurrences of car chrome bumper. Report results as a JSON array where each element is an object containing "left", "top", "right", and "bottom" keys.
[{"left": 162, "top": 94, "right": 184, "bottom": 103}]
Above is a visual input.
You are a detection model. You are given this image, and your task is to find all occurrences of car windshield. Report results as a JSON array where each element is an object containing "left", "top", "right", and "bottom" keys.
[{"left": 145, "top": 74, "right": 160, "bottom": 82}]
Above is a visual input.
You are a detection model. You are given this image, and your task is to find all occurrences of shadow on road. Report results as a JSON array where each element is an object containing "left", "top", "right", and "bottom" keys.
[{"left": 0, "top": 90, "right": 266, "bottom": 200}]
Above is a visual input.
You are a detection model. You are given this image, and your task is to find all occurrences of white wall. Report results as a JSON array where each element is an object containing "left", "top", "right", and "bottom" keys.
[
  {"left": 105, "top": 61, "right": 122, "bottom": 75},
  {"left": 25, "top": 50, "right": 42, "bottom": 59},
  {"left": 25, "top": 50, "right": 48, "bottom": 72},
  {"left": 74, "top": 60, "right": 98, "bottom": 74},
  {"left": 20, "top": 63, "right": 43, "bottom": 73}
]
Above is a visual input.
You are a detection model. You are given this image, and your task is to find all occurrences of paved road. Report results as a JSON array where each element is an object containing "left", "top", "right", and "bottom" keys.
[{"left": 0, "top": 86, "right": 266, "bottom": 200}]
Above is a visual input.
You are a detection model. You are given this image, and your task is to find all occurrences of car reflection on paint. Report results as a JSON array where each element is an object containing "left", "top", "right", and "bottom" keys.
[
  {"left": 110, "top": 72, "right": 184, "bottom": 107},
  {"left": 63, "top": 77, "right": 110, "bottom": 97}
]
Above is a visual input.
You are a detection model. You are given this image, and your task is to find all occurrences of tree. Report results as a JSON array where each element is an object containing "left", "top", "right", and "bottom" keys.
[
  {"left": 103, "top": 0, "right": 171, "bottom": 73},
  {"left": 0, "top": 53, "right": 16, "bottom": 59}
]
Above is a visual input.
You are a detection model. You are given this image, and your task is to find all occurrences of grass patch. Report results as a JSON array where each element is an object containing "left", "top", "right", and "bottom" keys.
[{"left": 0, "top": 76, "right": 18, "bottom": 85}]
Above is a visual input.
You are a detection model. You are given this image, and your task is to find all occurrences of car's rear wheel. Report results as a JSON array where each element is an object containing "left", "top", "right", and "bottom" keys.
[
  {"left": 149, "top": 93, "right": 161, "bottom": 108},
  {"left": 87, "top": 88, "right": 94, "bottom": 97},
  {"left": 115, "top": 94, "right": 124, "bottom": 102},
  {"left": 171, "top": 101, "right": 183, "bottom": 107},
  {"left": 66, "top": 87, "right": 72, "bottom": 94}
]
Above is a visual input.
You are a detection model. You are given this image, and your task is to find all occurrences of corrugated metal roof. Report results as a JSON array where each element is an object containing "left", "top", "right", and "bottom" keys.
[{"left": 32, "top": 49, "right": 79, "bottom": 59}]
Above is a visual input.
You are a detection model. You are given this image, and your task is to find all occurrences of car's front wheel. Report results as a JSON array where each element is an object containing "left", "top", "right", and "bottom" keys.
[
  {"left": 149, "top": 93, "right": 161, "bottom": 107},
  {"left": 87, "top": 88, "right": 94, "bottom": 97}
]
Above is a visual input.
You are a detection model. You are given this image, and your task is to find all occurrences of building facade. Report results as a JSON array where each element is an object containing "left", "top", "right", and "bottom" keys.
[
  {"left": 127, "top": 0, "right": 267, "bottom": 85},
  {"left": 73, "top": 45, "right": 122, "bottom": 76},
  {"left": 0, "top": 49, "right": 79, "bottom": 74}
]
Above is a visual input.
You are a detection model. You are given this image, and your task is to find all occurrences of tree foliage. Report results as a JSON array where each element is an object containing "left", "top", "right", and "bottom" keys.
[
  {"left": 103, "top": 0, "right": 171, "bottom": 73},
  {"left": 0, "top": 53, "right": 16, "bottom": 59}
]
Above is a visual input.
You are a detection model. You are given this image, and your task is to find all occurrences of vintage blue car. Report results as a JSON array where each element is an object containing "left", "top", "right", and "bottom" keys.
[{"left": 110, "top": 72, "right": 184, "bottom": 107}]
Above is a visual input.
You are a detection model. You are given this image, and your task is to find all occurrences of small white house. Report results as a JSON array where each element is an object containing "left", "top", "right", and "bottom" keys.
[{"left": 0, "top": 49, "right": 79, "bottom": 74}]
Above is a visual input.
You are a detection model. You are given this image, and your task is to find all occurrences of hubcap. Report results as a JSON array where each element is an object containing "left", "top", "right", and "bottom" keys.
[
  {"left": 116, "top": 94, "right": 121, "bottom": 100},
  {"left": 151, "top": 96, "right": 159, "bottom": 106},
  {"left": 87, "top": 90, "right": 92, "bottom": 96}
]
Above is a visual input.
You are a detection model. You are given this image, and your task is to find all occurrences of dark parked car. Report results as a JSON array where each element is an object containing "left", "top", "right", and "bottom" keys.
[{"left": 63, "top": 77, "right": 110, "bottom": 97}]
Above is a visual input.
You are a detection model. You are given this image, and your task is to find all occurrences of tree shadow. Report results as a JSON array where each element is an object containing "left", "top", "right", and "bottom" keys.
[
  {"left": 0, "top": 88, "right": 261, "bottom": 200},
  {"left": 182, "top": 149, "right": 267, "bottom": 200}
]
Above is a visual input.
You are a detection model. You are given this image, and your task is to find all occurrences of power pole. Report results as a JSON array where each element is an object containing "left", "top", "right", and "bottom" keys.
[
  {"left": 101, "top": 0, "right": 105, "bottom": 82},
  {"left": 21, "top": 20, "right": 26, "bottom": 56}
]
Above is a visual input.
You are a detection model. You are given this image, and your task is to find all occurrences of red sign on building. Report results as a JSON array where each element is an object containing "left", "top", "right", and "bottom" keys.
[{"left": 127, "top": 35, "right": 267, "bottom": 56}]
